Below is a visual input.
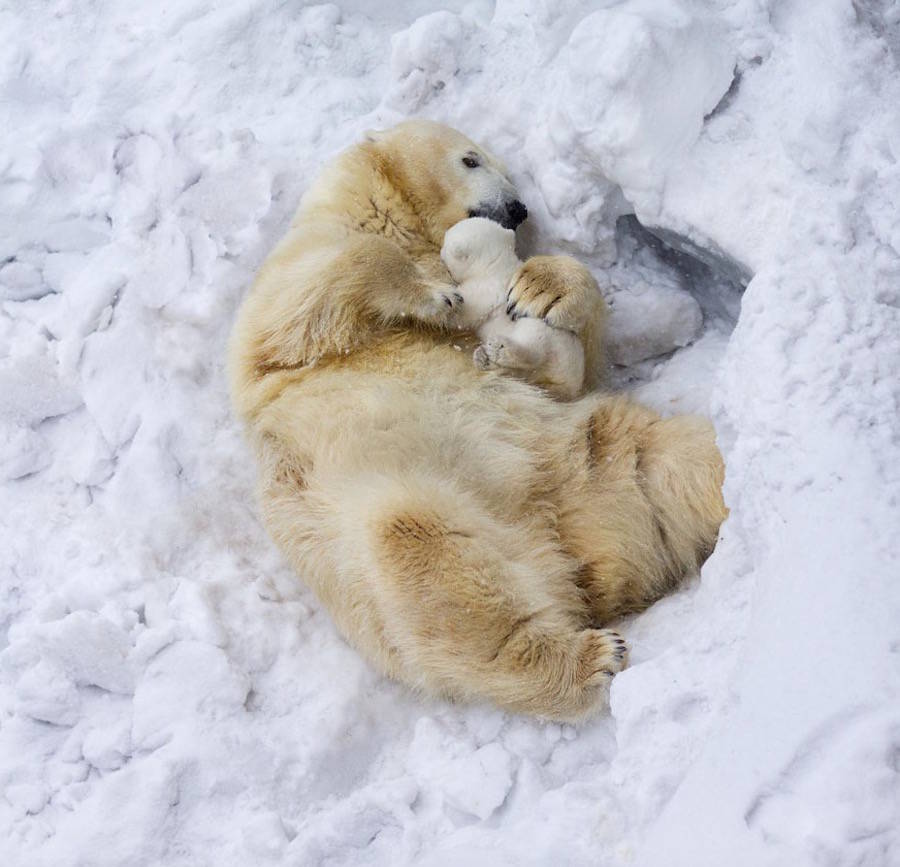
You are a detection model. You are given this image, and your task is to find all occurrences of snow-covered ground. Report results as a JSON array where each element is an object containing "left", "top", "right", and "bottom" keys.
[{"left": 2, "top": 1, "right": 899, "bottom": 864}]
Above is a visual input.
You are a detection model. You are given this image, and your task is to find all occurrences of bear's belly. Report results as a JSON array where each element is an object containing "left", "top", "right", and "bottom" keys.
[{"left": 259, "top": 336, "right": 580, "bottom": 512}]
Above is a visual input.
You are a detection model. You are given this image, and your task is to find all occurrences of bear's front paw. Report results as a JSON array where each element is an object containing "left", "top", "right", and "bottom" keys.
[
  {"left": 419, "top": 284, "right": 465, "bottom": 325},
  {"left": 505, "top": 255, "right": 599, "bottom": 333}
]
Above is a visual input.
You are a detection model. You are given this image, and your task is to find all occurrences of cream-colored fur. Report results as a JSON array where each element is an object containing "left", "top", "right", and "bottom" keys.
[
  {"left": 228, "top": 119, "right": 727, "bottom": 722},
  {"left": 441, "top": 217, "right": 586, "bottom": 400}
]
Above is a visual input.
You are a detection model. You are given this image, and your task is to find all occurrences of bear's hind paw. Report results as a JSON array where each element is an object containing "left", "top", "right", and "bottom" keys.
[{"left": 576, "top": 628, "right": 628, "bottom": 685}]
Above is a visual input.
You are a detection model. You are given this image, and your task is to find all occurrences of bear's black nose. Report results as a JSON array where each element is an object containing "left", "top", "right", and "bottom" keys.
[{"left": 506, "top": 200, "right": 528, "bottom": 229}]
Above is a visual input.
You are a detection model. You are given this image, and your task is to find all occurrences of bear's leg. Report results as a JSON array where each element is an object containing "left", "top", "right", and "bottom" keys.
[
  {"left": 635, "top": 413, "right": 728, "bottom": 575},
  {"left": 367, "top": 480, "right": 627, "bottom": 721},
  {"left": 325, "top": 235, "right": 466, "bottom": 330},
  {"left": 559, "top": 398, "right": 727, "bottom": 622},
  {"left": 536, "top": 328, "right": 585, "bottom": 401}
]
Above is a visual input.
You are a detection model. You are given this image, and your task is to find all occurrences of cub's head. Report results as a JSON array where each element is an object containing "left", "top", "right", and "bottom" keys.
[
  {"left": 441, "top": 217, "right": 518, "bottom": 282},
  {"left": 362, "top": 119, "right": 527, "bottom": 244}
]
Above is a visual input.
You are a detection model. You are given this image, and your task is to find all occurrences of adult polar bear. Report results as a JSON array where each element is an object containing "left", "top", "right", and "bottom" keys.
[{"left": 229, "top": 120, "right": 726, "bottom": 721}]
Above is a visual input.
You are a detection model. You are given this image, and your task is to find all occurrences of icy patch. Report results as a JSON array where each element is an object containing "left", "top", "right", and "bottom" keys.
[
  {"left": 601, "top": 214, "right": 741, "bottom": 410},
  {"left": 606, "top": 287, "right": 702, "bottom": 368}
]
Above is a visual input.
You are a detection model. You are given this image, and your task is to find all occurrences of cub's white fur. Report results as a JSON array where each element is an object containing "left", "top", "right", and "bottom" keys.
[{"left": 442, "top": 217, "right": 585, "bottom": 399}]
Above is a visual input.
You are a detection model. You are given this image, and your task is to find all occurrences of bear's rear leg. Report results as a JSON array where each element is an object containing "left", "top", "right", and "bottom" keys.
[
  {"left": 637, "top": 414, "right": 728, "bottom": 576},
  {"left": 371, "top": 489, "right": 627, "bottom": 721},
  {"left": 565, "top": 398, "right": 727, "bottom": 621}
]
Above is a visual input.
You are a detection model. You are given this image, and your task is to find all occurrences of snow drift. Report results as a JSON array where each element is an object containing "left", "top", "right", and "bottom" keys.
[{"left": 1, "top": 1, "right": 898, "bottom": 865}]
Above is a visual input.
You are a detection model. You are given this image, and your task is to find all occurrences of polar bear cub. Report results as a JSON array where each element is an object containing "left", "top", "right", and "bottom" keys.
[{"left": 441, "top": 217, "right": 585, "bottom": 399}]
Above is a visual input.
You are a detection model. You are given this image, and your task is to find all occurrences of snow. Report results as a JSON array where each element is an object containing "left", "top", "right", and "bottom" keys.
[{"left": 2, "top": 1, "right": 899, "bottom": 865}]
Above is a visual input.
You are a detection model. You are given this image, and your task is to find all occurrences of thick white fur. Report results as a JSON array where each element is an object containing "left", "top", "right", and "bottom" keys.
[
  {"left": 228, "top": 120, "right": 727, "bottom": 722},
  {"left": 442, "top": 217, "right": 585, "bottom": 400}
]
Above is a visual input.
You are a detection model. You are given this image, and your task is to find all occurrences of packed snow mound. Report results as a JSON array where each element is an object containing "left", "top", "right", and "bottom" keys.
[
  {"left": 560, "top": 1, "right": 735, "bottom": 211},
  {"left": 2, "top": 1, "right": 899, "bottom": 866}
]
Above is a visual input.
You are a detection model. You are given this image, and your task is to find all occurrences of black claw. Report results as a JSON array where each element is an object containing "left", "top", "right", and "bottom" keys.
[
  {"left": 506, "top": 303, "right": 515, "bottom": 316},
  {"left": 444, "top": 296, "right": 453, "bottom": 307}
]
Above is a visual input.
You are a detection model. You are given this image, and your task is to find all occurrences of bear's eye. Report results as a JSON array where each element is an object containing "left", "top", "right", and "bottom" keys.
[{"left": 462, "top": 154, "right": 481, "bottom": 169}]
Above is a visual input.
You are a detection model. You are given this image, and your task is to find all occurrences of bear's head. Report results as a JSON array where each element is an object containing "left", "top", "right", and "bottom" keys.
[
  {"left": 362, "top": 120, "right": 527, "bottom": 244},
  {"left": 441, "top": 217, "right": 519, "bottom": 283}
]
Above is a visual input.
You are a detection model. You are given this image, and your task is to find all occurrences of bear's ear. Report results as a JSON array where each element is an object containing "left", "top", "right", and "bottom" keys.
[{"left": 363, "top": 128, "right": 386, "bottom": 143}]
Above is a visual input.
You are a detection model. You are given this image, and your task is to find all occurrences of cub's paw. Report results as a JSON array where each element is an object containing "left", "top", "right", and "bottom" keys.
[
  {"left": 473, "top": 341, "right": 504, "bottom": 370},
  {"left": 506, "top": 255, "right": 599, "bottom": 333},
  {"left": 576, "top": 628, "right": 628, "bottom": 686}
]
